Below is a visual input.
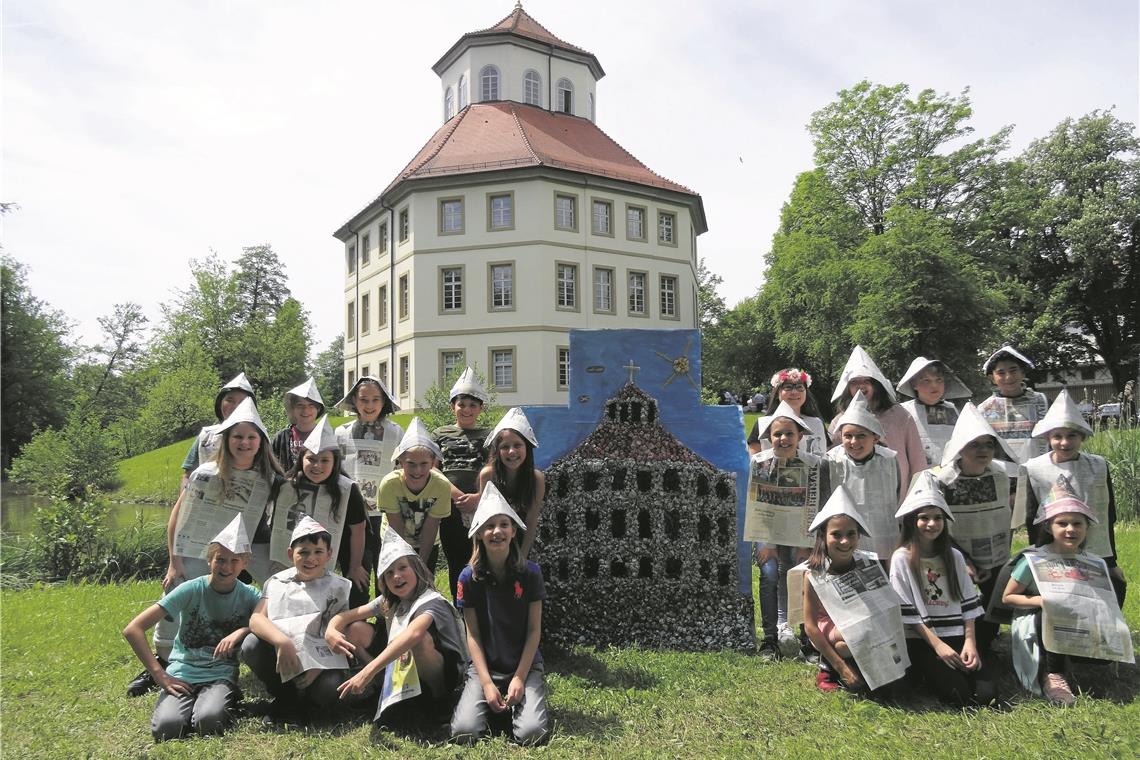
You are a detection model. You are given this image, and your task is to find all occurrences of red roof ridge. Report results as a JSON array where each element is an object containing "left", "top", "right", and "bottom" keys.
[
  {"left": 476, "top": 3, "right": 592, "bottom": 57},
  {"left": 403, "top": 106, "right": 471, "bottom": 179},
  {"left": 508, "top": 103, "right": 542, "bottom": 165},
  {"left": 581, "top": 117, "right": 694, "bottom": 195}
]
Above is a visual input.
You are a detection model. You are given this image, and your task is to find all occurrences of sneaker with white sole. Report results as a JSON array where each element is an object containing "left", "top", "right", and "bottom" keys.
[
  {"left": 776, "top": 623, "right": 800, "bottom": 658},
  {"left": 1043, "top": 672, "right": 1075, "bottom": 707}
]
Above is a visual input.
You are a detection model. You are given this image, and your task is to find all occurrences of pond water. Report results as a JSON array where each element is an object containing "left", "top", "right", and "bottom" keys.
[{"left": 1, "top": 492, "right": 170, "bottom": 536}]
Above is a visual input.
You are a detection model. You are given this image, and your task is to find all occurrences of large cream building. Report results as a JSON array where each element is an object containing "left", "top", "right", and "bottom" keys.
[{"left": 334, "top": 4, "right": 707, "bottom": 407}]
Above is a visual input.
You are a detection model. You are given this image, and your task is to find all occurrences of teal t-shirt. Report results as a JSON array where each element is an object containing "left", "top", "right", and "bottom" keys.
[{"left": 159, "top": 575, "right": 260, "bottom": 684}]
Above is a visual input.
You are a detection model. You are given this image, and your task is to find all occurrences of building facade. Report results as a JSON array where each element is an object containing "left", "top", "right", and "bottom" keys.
[{"left": 334, "top": 4, "right": 707, "bottom": 408}]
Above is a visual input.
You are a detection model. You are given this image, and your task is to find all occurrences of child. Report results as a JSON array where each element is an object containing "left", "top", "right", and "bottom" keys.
[
  {"left": 379, "top": 417, "right": 451, "bottom": 568},
  {"left": 433, "top": 367, "right": 492, "bottom": 600},
  {"left": 933, "top": 403, "right": 1019, "bottom": 653},
  {"left": 122, "top": 516, "right": 260, "bottom": 742},
  {"left": 272, "top": 416, "right": 370, "bottom": 607},
  {"left": 747, "top": 368, "right": 829, "bottom": 456},
  {"left": 826, "top": 390, "right": 903, "bottom": 560},
  {"left": 977, "top": 345, "right": 1048, "bottom": 463},
  {"left": 242, "top": 516, "right": 351, "bottom": 721},
  {"left": 450, "top": 482, "right": 549, "bottom": 745},
  {"left": 335, "top": 375, "right": 403, "bottom": 598},
  {"left": 179, "top": 372, "right": 256, "bottom": 491},
  {"left": 895, "top": 357, "right": 972, "bottom": 467},
  {"left": 998, "top": 498, "right": 1133, "bottom": 705},
  {"left": 802, "top": 487, "right": 908, "bottom": 693},
  {"left": 478, "top": 407, "right": 545, "bottom": 559},
  {"left": 890, "top": 473, "right": 996, "bottom": 706},
  {"left": 830, "top": 345, "right": 927, "bottom": 493},
  {"left": 327, "top": 528, "right": 467, "bottom": 729},
  {"left": 272, "top": 377, "right": 326, "bottom": 472},
  {"left": 1019, "top": 389, "right": 1125, "bottom": 606},
  {"left": 747, "top": 401, "right": 830, "bottom": 659}
]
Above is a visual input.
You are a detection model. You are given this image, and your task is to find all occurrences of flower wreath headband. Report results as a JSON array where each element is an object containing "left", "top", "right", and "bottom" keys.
[{"left": 771, "top": 368, "right": 812, "bottom": 388}]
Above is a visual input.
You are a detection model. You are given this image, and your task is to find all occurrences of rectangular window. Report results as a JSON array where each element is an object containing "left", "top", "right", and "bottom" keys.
[
  {"left": 399, "top": 274, "right": 409, "bottom": 320},
  {"left": 440, "top": 266, "right": 464, "bottom": 313},
  {"left": 488, "top": 193, "right": 513, "bottom": 230},
  {"left": 399, "top": 208, "right": 409, "bottom": 243},
  {"left": 591, "top": 199, "right": 612, "bottom": 236},
  {"left": 361, "top": 233, "right": 371, "bottom": 266},
  {"left": 490, "top": 263, "right": 514, "bottom": 310},
  {"left": 439, "top": 198, "right": 464, "bottom": 235},
  {"left": 626, "top": 205, "right": 646, "bottom": 241},
  {"left": 347, "top": 369, "right": 355, "bottom": 388},
  {"left": 593, "top": 266, "right": 614, "bottom": 313},
  {"left": 379, "top": 222, "right": 388, "bottom": 254},
  {"left": 399, "top": 355, "right": 410, "bottom": 396},
  {"left": 377, "top": 361, "right": 388, "bottom": 388},
  {"left": 557, "top": 346, "right": 570, "bottom": 390},
  {"left": 346, "top": 301, "right": 356, "bottom": 339},
  {"left": 658, "top": 211, "right": 676, "bottom": 245},
  {"left": 360, "top": 293, "right": 370, "bottom": 334},
  {"left": 628, "top": 270, "right": 647, "bottom": 315},
  {"left": 660, "top": 274, "right": 678, "bottom": 319},
  {"left": 554, "top": 194, "right": 576, "bottom": 231},
  {"left": 377, "top": 285, "right": 388, "bottom": 328},
  {"left": 490, "top": 347, "right": 515, "bottom": 391},
  {"left": 556, "top": 262, "right": 578, "bottom": 310},
  {"left": 361, "top": 364, "right": 369, "bottom": 379},
  {"left": 347, "top": 244, "right": 356, "bottom": 274},
  {"left": 440, "top": 350, "right": 465, "bottom": 381}
]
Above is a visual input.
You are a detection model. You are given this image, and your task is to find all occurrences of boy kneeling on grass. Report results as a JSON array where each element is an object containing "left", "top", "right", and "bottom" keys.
[{"left": 122, "top": 516, "right": 260, "bottom": 743}]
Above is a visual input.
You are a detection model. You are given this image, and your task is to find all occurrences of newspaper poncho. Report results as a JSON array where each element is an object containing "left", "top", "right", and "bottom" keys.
[{"left": 897, "top": 357, "right": 971, "bottom": 466}]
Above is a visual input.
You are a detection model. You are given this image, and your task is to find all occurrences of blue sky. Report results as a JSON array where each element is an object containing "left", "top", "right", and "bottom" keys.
[{"left": 4, "top": 0, "right": 1137, "bottom": 350}]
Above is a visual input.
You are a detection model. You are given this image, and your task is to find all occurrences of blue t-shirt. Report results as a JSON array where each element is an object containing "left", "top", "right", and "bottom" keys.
[
  {"left": 456, "top": 561, "right": 545, "bottom": 675},
  {"left": 159, "top": 575, "right": 260, "bottom": 684}
]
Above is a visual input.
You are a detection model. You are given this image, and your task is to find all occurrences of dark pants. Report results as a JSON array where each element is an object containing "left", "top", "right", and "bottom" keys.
[
  {"left": 438, "top": 506, "right": 472, "bottom": 601},
  {"left": 240, "top": 633, "right": 346, "bottom": 715},
  {"left": 905, "top": 636, "right": 997, "bottom": 705}
]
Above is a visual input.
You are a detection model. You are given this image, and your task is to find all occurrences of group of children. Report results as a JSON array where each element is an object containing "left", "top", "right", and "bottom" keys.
[
  {"left": 124, "top": 368, "right": 549, "bottom": 744},
  {"left": 750, "top": 344, "right": 1130, "bottom": 707}
]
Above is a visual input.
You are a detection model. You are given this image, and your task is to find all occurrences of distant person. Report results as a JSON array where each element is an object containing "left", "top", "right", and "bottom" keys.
[
  {"left": 895, "top": 357, "right": 971, "bottom": 466},
  {"left": 271, "top": 378, "right": 326, "bottom": 472},
  {"left": 976, "top": 345, "right": 1048, "bottom": 464}
]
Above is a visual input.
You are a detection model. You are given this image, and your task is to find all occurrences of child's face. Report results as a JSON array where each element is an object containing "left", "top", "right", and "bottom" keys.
[
  {"left": 768, "top": 418, "right": 803, "bottom": 459},
  {"left": 383, "top": 557, "right": 417, "bottom": 600},
  {"left": 227, "top": 422, "right": 261, "bottom": 469},
  {"left": 777, "top": 381, "right": 807, "bottom": 411},
  {"left": 1048, "top": 428, "right": 1085, "bottom": 463},
  {"left": 825, "top": 516, "right": 860, "bottom": 562},
  {"left": 288, "top": 538, "right": 331, "bottom": 581},
  {"left": 354, "top": 383, "right": 385, "bottom": 422},
  {"left": 989, "top": 359, "right": 1024, "bottom": 396},
  {"left": 451, "top": 396, "right": 483, "bottom": 429},
  {"left": 959, "top": 435, "right": 996, "bottom": 475},
  {"left": 291, "top": 398, "right": 321, "bottom": 431},
  {"left": 846, "top": 376, "right": 875, "bottom": 403},
  {"left": 912, "top": 368, "right": 945, "bottom": 406},
  {"left": 479, "top": 515, "right": 516, "bottom": 558},
  {"left": 1049, "top": 513, "right": 1088, "bottom": 553},
  {"left": 914, "top": 507, "right": 946, "bottom": 545},
  {"left": 841, "top": 424, "right": 877, "bottom": 460},
  {"left": 302, "top": 449, "right": 336, "bottom": 484},
  {"left": 208, "top": 545, "right": 248, "bottom": 592},
  {"left": 399, "top": 449, "right": 435, "bottom": 491},
  {"left": 496, "top": 430, "right": 528, "bottom": 471},
  {"left": 219, "top": 390, "right": 252, "bottom": 420}
]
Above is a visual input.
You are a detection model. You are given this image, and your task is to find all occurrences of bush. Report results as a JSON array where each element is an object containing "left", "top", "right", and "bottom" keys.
[
  {"left": 416, "top": 365, "right": 501, "bottom": 431},
  {"left": 30, "top": 489, "right": 110, "bottom": 581},
  {"left": 9, "top": 413, "right": 119, "bottom": 498},
  {"left": 1085, "top": 428, "right": 1140, "bottom": 522}
]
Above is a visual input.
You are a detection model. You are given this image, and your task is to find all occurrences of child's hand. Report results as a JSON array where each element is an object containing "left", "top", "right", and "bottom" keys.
[
  {"left": 754, "top": 545, "right": 776, "bottom": 566},
  {"left": 838, "top": 665, "right": 862, "bottom": 689},
  {"left": 934, "top": 640, "right": 965, "bottom": 671},
  {"left": 213, "top": 629, "right": 246, "bottom": 659},
  {"left": 294, "top": 669, "right": 319, "bottom": 689},
  {"left": 326, "top": 629, "right": 356, "bottom": 658},
  {"left": 504, "top": 675, "right": 526, "bottom": 707},
  {"left": 337, "top": 670, "right": 373, "bottom": 699},
  {"left": 348, "top": 565, "right": 370, "bottom": 591},
  {"left": 482, "top": 681, "right": 508, "bottom": 713},
  {"left": 156, "top": 671, "right": 193, "bottom": 697},
  {"left": 960, "top": 641, "right": 981, "bottom": 671},
  {"left": 162, "top": 559, "right": 184, "bottom": 593},
  {"left": 276, "top": 642, "right": 302, "bottom": 677},
  {"left": 454, "top": 492, "right": 478, "bottom": 513},
  {"left": 974, "top": 566, "right": 992, "bottom": 583},
  {"left": 964, "top": 560, "right": 979, "bottom": 582}
]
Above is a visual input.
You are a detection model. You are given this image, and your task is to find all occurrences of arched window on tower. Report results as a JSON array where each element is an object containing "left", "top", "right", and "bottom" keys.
[
  {"left": 444, "top": 87, "right": 455, "bottom": 121},
  {"left": 480, "top": 65, "right": 501, "bottom": 101},
  {"left": 523, "top": 70, "right": 543, "bottom": 107},
  {"left": 588, "top": 92, "right": 595, "bottom": 122},
  {"left": 556, "top": 78, "right": 574, "bottom": 113},
  {"left": 458, "top": 74, "right": 468, "bottom": 109}
]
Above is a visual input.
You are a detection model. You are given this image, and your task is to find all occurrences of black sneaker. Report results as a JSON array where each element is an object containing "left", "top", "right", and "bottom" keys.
[
  {"left": 126, "top": 657, "right": 168, "bottom": 697},
  {"left": 758, "top": 639, "right": 780, "bottom": 661}
]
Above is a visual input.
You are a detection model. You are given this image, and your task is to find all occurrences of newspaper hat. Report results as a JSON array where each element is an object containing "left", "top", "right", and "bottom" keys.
[
  {"left": 895, "top": 471, "right": 954, "bottom": 520},
  {"left": 896, "top": 357, "right": 971, "bottom": 400},
  {"left": 448, "top": 366, "right": 490, "bottom": 404},
  {"left": 982, "top": 345, "right": 1035, "bottom": 374},
  {"left": 939, "top": 402, "right": 1018, "bottom": 467},
  {"left": 215, "top": 396, "right": 269, "bottom": 438},
  {"left": 302, "top": 415, "right": 339, "bottom": 455},
  {"left": 336, "top": 374, "right": 400, "bottom": 414},
  {"left": 1034, "top": 475, "right": 1098, "bottom": 525},
  {"left": 392, "top": 417, "right": 443, "bottom": 462},
  {"left": 211, "top": 514, "right": 251, "bottom": 554},
  {"left": 283, "top": 377, "right": 325, "bottom": 409},
  {"left": 468, "top": 480, "right": 527, "bottom": 538},
  {"left": 753, "top": 400, "right": 813, "bottom": 439},
  {"left": 487, "top": 407, "right": 538, "bottom": 448},
  {"left": 1032, "top": 389, "right": 1093, "bottom": 438},
  {"left": 809, "top": 486, "right": 872, "bottom": 536},
  {"left": 377, "top": 526, "right": 418, "bottom": 575},
  {"left": 215, "top": 372, "right": 256, "bottom": 420},
  {"left": 832, "top": 390, "right": 884, "bottom": 439},
  {"left": 831, "top": 345, "right": 897, "bottom": 403},
  {"left": 289, "top": 514, "right": 329, "bottom": 545}
]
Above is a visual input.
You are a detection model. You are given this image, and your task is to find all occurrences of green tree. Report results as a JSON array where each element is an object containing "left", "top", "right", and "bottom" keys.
[
  {"left": 696, "top": 257, "right": 726, "bottom": 329},
  {"left": 240, "top": 296, "right": 312, "bottom": 400},
  {"left": 73, "top": 302, "right": 149, "bottom": 429},
  {"left": 701, "top": 294, "right": 780, "bottom": 395},
  {"left": 312, "top": 333, "right": 345, "bottom": 404},
  {"left": 137, "top": 341, "right": 219, "bottom": 447},
  {"left": 9, "top": 409, "right": 120, "bottom": 498},
  {"left": 233, "top": 244, "right": 290, "bottom": 322}
]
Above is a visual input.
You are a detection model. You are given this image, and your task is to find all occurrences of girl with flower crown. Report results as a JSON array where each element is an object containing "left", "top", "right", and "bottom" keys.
[{"left": 747, "top": 368, "right": 829, "bottom": 457}]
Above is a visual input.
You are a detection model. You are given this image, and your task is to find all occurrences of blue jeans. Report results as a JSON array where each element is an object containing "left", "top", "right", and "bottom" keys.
[{"left": 757, "top": 544, "right": 793, "bottom": 643}]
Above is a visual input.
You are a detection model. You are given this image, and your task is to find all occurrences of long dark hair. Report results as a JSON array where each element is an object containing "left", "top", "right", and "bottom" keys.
[
  {"left": 281, "top": 448, "right": 347, "bottom": 520},
  {"left": 764, "top": 374, "right": 823, "bottom": 418},
  {"left": 806, "top": 515, "right": 861, "bottom": 572},
  {"left": 834, "top": 378, "right": 895, "bottom": 414},
  {"left": 488, "top": 431, "right": 537, "bottom": 510},
  {"left": 898, "top": 509, "right": 962, "bottom": 602},
  {"left": 348, "top": 378, "right": 396, "bottom": 420},
  {"left": 469, "top": 523, "right": 525, "bottom": 581}
]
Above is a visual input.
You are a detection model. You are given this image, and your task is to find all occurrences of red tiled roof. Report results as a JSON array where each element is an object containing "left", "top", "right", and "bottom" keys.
[{"left": 480, "top": 4, "right": 593, "bottom": 58}]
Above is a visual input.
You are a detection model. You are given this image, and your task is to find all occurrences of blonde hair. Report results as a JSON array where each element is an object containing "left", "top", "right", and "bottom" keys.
[
  {"left": 214, "top": 425, "right": 283, "bottom": 497},
  {"left": 378, "top": 554, "right": 436, "bottom": 619}
]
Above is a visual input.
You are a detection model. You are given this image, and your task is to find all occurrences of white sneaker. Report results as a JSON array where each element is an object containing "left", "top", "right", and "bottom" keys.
[{"left": 777, "top": 623, "right": 800, "bottom": 658}]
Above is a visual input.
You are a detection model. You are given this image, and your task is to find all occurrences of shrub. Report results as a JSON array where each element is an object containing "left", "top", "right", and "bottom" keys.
[
  {"left": 9, "top": 413, "right": 119, "bottom": 498},
  {"left": 1086, "top": 428, "right": 1140, "bottom": 522},
  {"left": 31, "top": 489, "right": 110, "bottom": 581}
]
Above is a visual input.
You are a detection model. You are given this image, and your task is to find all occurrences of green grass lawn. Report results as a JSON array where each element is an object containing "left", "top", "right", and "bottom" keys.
[{"left": 4, "top": 528, "right": 1138, "bottom": 759}]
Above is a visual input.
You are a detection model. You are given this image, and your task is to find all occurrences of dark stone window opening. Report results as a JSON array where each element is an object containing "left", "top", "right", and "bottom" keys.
[
  {"left": 630, "top": 401, "right": 643, "bottom": 421},
  {"left": 663, "top": 468, "right": 680, "bottom": 492},
  {"left": 612, "top": 467, "right": 627, "bottom": 490},
  {"left": 585, "top": 508, "right": 600, "bottom": 531},
  {"left": 611, "top": 510, "right": 626, "bottom": 538},
  {"left": 638, "top": 509, "right": 652, "bottom": 538},
  {"left": 638, "top": 557, "right": 653, "bottom": 578},
  {"left": 715, "top": 479, "right": 732, "bottom": 499},
  {"left": 697, "top": 515, "right": 711, "bottom": 542},
  {"left": 696, "top": 474, "right": 710, "bottom": 496},
  {"left": 718, "top": 564, "right": 731, "bottom": 586},
  {"left": 583, "top": 470, "right": 599, "bottom": 491},
  {"left": 557, "top": 511, "right": 568, "bottom": 539},
  {"left": 717, "top": 516, "right": 731, "bottom": 546},
  {"left": 557, "top": 558, "right": 569, "bottom": 581},
  {"left": 699, "top": 559, "right": 711, "bottom": 579},
  {"left": 665, "top": 557, "right": 682, "bottom": 578},
  {"left": 637, "top": 470, "right": 653, "bottom": 492},
  {"left": 557, "top": 473, "right": 570, "bottom": 497}
]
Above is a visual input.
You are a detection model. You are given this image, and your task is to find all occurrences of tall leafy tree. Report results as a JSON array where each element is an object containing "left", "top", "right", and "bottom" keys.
[
  {"left": 312, "top": 333, "right": 345, "bottom": 404},
  {"left": 696, "top": 257, "right": 727, "bottom": 329},
  {"left": 233, "top": 244, "right": 290, "bottom": 322}
]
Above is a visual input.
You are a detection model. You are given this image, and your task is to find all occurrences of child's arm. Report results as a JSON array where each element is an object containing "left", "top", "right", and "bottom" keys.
[
  {"left": 417, "top": 516, "right": 441, "bottom": 565},
  {"left": 505, "top": 601, "right": 542, "bottom": 707},
  {"left": 346, "top": 521, "right": 368, "bottom": 590},
  {"left": 463, "top": 606, "right": 508, "bottom": 713},
  {"left": 163, "top": 489, "right": 188, "bottom": 592},
  {"left": 123, "top": 604, "right": 192, "bottom": 695},
  {"left": 959, "top": 618, "right": 981, "bottom": 671},
  {"left": 249, "top": 598, "right": 301, "bottom": 677},
  {"left": 337, "top": 613, "right": 435, "bottom": 698},
  {"left": 518, "top": 471, "right": 545, "bottom": 560},
  {"left": 1001, "top": 577, "right": 1042, "bottom": 609},
  {"left": 802, "top": 582, "right": 861, "bottom": 688},
  {"left": 214, "top": 626, "right": 250, "bottom": 660},
  {"left": 1106, "top": 469, "right": 1125, "bottom": 581},
  {"left": 325, "top": 602, "right": 376, "bottom": 657}
]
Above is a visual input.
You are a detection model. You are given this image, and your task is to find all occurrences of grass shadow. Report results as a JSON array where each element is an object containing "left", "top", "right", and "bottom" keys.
[{"left": 545, "top": 647, "right": 658, "bottom": 690}]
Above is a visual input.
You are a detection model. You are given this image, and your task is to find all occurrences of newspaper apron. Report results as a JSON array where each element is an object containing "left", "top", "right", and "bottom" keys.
[
  {"left": 902, "top": 400, "right": 958, "bottom": 467},
  {"left": 194, "top": 424, "right": 223, "bottom": 468},
  {"left": 977, "top": 392, "right": 1048, "bottom": 464},
  {"left": 940, "top": 465, "right": 1013, "bottom": 570},
  {"left": 805, "top": 551, "right": 910, "bottom": 690},
  {"left": 268, "top": 476, "right": 351, "bottom": 569},
  {"left": 337, "top": 427, "right": 398, "bottom": 518},
  {"left": 174, "top": 462, "right": 272, "bottom": 580},
  {"left": 376, "top": 589, "right": 445, "bottom": 719},
  {"left": 1018, "top": 455, "right": 1113, "bottom": 559},
  {"left": 265, "top": 570, "right": 351, "bottom": 682},
  {"left": 744, "top": 451, "right": 823, "bottom": 548},
  {"left": 826, "top": 446, "right": 900, "bottom": 560}
]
